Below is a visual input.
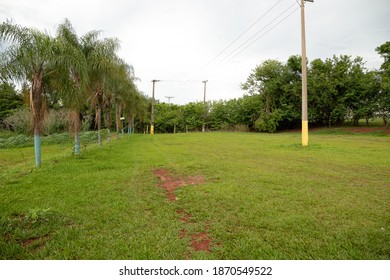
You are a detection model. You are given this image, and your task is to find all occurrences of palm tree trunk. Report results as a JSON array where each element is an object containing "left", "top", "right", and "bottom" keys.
[
  {"left": 33, "top": 126, "right": 42, "bottom": 167},
  {"left": 130, "top": 113, "right": 135, "bottom": 134},
  {"left": 115, "top": 103, "right": 122, "bottom": 139},
  {"left": 30, "top": 73, "right": 44, "bottom": 167},
  {"left": 115, "top": 104, "right": 120, "bottom": 139},
  {"left": 106, "top": 109, "right": 111, "bottom": 143},
  {"left": 96, "top": 102, "right": 102, "bottom": 146},
  {"left": 127, "top": 114, "right": 131, "bottom": 134},
  {"left": 74, "top": 132, "right": 80, "bottom": 154},
  {"left": 95, "top": 89, "right": 103, "bottom": 146},
  {"left": 74, "top": 113, "right": 81, "bottom": 155},
  {"left": 69, "top": 110, "right": 81, "bottom": 155}
]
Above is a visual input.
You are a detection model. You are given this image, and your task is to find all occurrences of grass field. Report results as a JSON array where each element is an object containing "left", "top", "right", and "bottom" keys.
[{"left": 0, "top": 131, "right": 389, "bottom": 259}]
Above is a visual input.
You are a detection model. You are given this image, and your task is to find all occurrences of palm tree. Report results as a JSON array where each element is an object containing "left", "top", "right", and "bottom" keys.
[
  {"left": 55, "top": 19, "right": 89, "bottom": 155},
  {"left": 82, "top": 33, "right": 120, "bottom": 145},
  {"left": 124, "top": 91, "right": 148, "bottom": 134},
  {"left": 111, "top": 60, "right": 134, "bottom": 138},
  {"left": 0, "top": 20, "right": 57, "bottom": 167}
]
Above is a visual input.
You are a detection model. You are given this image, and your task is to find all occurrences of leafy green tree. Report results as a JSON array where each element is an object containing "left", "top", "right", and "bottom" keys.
[
  {"left": 242, "top": 59, "right": 299, "bottom": 132},
  {"left": 181, "top": 102, "right": 204, "bottom": 131},
  {"left": 154, "top": 103, "right": 182, "bottom": 133},
  {"left": 308, "top": 58, "right": 339, "bottom": 126},
  {"left": 376, "top": 42, "right": 390, "bottom": 126}
]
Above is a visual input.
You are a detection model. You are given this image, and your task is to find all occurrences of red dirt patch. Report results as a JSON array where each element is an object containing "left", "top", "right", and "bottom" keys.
[
  {"left": 191, "top": 232, "right": 212, "bottom": 252},
  {"left": 21, "top": 234, "right": 51, "bottom": 251},
  {"left": 177, "top": 209, "right": 193, "bottom": 223},
  {"left": 153, "top": 169, "right": 204, "bottom": 201},
  {"left": 344, "top": 127, "right": 390, "bottom": 134},
  {"left": 153, "top": 169, "right": 214, "bottom": 254}
]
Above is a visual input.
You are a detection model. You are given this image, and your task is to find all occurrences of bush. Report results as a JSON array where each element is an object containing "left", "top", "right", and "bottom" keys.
[
  {"left": 255, "top": 110, "right": 283, "bottom": 133},
  {"left": 43, "top": 109, "right": 68, "bottom": 135},
  {"left": 2, "top": 108, "right": 30, "bottom": 134},
  {"left": 3, "top": 108, "right": 69, "bottom": 135},
  {"left": 81, "top": 114, "right": 93, "bottom": 132}
]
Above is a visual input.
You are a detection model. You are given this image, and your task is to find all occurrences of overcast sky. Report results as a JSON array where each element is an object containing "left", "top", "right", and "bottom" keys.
[{"left": 1, "top": 0, "right": 389, "bottom": 104}]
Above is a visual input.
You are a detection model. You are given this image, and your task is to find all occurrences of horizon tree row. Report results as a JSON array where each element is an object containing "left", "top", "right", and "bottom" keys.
[
  {"left": 0, "top": 19, "right": 147, "bottom": 167},
  {"left": 147, "top": 44, "right": 389, "bottom": 133}
]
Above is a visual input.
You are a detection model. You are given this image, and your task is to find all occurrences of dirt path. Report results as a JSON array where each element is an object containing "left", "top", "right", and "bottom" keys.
[{"left": 153, "top": 169, "right": 214, "bottom": 254}]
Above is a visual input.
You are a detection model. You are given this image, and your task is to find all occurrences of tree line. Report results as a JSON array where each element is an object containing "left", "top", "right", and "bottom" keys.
[
  {"left": 149, "top": 44, "right": 389, "bottom": 133},
  {"left": 0, "top": 19, "right": 146, "bottom": 167}
]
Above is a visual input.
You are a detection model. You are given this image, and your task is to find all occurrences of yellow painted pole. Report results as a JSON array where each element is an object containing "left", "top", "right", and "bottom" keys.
[{"left": 301, "top": 0, "right": 311, "bottom": 146}]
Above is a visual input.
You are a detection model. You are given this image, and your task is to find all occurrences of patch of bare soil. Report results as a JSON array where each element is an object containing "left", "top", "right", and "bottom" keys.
[
  {"left": 153, "top": 169, "right": 205, "bottom": 202},
  {"left": 21, "top": 234, "right": 51, "bottom": 252},
  {"left": 153, "top": 169, "right": 214, "bottom": 254},
  {"left": 344, "top": 127, "right": 390, "bottom": 134}
]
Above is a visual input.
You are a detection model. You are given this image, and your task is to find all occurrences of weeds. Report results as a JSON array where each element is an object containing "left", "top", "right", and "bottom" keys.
[{"left": 0, "top": 208, "right": 70, "bottom": 259}]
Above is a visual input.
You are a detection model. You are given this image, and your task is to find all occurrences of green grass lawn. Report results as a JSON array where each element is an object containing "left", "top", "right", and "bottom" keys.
[{"left": 0, "top": 131, "right": 389, "bottom": 259}]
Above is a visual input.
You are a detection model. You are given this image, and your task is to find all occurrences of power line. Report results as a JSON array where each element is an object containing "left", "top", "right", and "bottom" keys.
[
  {"left": 157, "top": 0, "right": 301, "bottom": 96},
  {"left": 228, "top": 6, "right": 300, "bottom": 62},
  {"left": 179, "top": 0, "right": 286, "bottom": 88},
  {"left": 200, "top": 0, "right": 285, "bottom": 71},
  {"left": 218, "top": 2, "right": 297, "bottom": 65}
]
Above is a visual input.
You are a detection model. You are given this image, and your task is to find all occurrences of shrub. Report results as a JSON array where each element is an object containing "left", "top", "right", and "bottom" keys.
[
  {"left": 2, "top": 108, "right": 30, "bottom": 134},
  {"left": 255, "top": 110, "right": 283, "bottom": 133},
  {"left": 43, "top": 109, "right": 68, "bottom": 135},
  {"left": 3, "top": 108, "right": 69, "bottom": 135}
]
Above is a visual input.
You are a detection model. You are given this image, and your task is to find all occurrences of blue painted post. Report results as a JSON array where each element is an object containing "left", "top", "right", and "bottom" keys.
[
  {"left": 34, "top": 134, "right": 42, "bottom": 167},
  {"left": 107, "top": 128, "right": 111, "bottom": 143}
]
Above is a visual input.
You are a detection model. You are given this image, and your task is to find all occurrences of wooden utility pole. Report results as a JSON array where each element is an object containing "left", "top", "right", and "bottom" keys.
[
  {"left": 150, "top": 80, "right": 160, "bottom": 135},
  {"left": 202, "top": 80, "right": 208, "bottom": 132},
  {"left": 301, "top": 0, "right": 312, "bottom": 146}
]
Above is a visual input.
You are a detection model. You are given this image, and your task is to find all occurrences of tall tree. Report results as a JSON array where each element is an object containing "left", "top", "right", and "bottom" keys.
[
  {"left": 376, "top": 42, "right": 390, "bottom": 126},
  {"left": 0, "top": 20, "right": 57, "bottom": 167},
  {"left": 55, "top": 19, "right": 89, "bottom": 154},
  {"left": 82, "top": 33, "right": 120, "bottom": 145}
]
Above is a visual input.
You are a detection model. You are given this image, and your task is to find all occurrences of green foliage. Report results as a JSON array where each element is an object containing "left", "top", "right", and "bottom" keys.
[
  {"left": 25, "top": 208, "right": 52, "bottom": 224},
  {"left": 242, "top": 53, "right": 387, "bottom": 132},
  {"left": 0, "top": 82, "right": 23, "bottom": 121},
  {"left": 375, "top": 42, "right": 390, "bottom": 126},
  {"left": 3, "top": 108, "right": 69, "bottom": 135},
  {"left": 43, "top": 109, "right": 68, "bottom": 135},
  {"left": 255, "top": 110, "right": 283, "bottom": 133},
  {"left": 154, "top": 103, "right": 182, "bottom": 133}
]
